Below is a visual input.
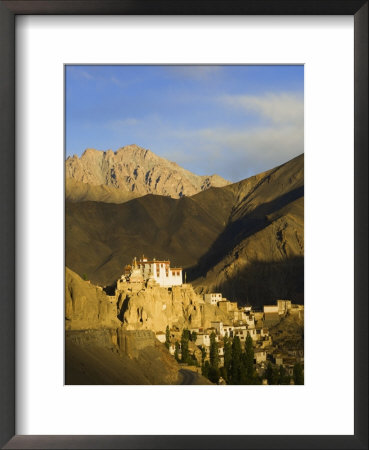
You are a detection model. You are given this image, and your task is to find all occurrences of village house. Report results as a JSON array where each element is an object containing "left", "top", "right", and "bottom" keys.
[
  {"left": 204, "top": 293, "right": 222, "bottom": 305},
  {"left": 264, "top": 305, "right": 279, "bottom": 314},
  {"left": 232, "top": 310, "right": 247, "bottom": 322},
  {"left": 196, "top": 333, "right": 211, "bottom": 347},
  {"left": 210, "top": 321, "right": 224, "bottom": 336},
  {"left": 223, "top": 324, "right": 234, "bottom": 337},
  {"left": 257, "top": 335, "right": 273, "bottom": 348},
  {"left": 245, "top": 314, "right": 255, "bottom": 328},
  {"left": 277, "top": 300, "right": 292, "bottom": 315},
  {"left": 234, "top": 328, "right": 248, "bottom": 342},
  {"left": 254, "top": 350, "right": 267, "bottom": 364},
  {"left": 155, "top": 332, "right": 166, "bottom": 344}
]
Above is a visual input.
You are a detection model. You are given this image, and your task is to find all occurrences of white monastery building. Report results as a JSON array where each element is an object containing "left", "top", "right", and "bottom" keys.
[{"left": 120, "top": 256, "right": 183, "bottom": 288}]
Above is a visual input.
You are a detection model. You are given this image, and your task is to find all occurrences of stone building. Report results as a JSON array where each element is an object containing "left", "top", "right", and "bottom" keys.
[{"left": 118, "top": 256, "right": 183, "bottom": 288}]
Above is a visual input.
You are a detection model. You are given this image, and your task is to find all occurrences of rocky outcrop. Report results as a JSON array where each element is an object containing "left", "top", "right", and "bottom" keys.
[
  {"left": 66, "top": 145, "right": 230, "bottom": 200},
  {"left": 65, "top": 267, "right": 120, "bottom": 330},
  {"left": 65, "top": 268, "right": 216, "bottom": 385},
  {"left": 116, "top": 283, "right": 231, "bottom": 332}
]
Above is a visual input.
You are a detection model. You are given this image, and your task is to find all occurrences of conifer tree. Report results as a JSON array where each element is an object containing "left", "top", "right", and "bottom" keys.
[
  {"left": 223, "top": 335, "right": 232, "bottom": 382},
  {"left": 278, "top": 365, "right": 290, "bottom": 385},
  {"left": 230, "top": 336, "right": 242, "bottom": 384},
  {"left": 244, "top": 332, "right": 254, "bottom": 382},
  {"left": 200, "top": 346, "right": 206, "bottom": 365},
  {"left": 202, "top": 360, "right": 210, "bottom": 378},
  {"left": 209, "top": 332, "right": 219, "bottom": 369},
  {"left": 165, "top": 325, "right": 170, "bottom": 349},
  {"left": 264, "top": 362, "right": 279, "bottom": 385},
  {"left": 181, "top": 329, "right": 189, "bottom": 363},
  {"left": 293, "top": 363, "right": 304, "bottom": 385}
]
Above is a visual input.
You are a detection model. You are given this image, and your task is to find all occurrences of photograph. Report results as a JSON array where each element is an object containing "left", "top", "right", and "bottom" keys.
[{"left": 65, "top": 64, "right": 304, "bottom": 386}]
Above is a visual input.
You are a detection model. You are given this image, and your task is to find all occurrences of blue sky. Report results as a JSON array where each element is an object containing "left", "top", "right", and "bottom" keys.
[{"left": 66, "top": 65, "right": 303, "bottom": 182}]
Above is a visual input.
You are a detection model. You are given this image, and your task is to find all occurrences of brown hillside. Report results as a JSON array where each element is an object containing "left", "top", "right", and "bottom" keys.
[{"left": 66, "top": 154, "right": 304, "bottom": 305}]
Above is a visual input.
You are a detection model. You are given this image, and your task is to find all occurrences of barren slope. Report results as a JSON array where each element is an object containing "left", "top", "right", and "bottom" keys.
[{"left": 66, "top": 154, "right": 304, "bottom": 305}]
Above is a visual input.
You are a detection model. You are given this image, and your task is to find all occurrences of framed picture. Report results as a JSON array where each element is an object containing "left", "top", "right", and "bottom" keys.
[{"left": 0, "top": 1, "right": 367, "bottom": 449}]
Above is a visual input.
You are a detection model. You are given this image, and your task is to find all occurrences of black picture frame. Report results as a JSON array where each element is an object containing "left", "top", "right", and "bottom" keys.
[{"left": 0, "top": 1, "right": 367, "bottom": 449}]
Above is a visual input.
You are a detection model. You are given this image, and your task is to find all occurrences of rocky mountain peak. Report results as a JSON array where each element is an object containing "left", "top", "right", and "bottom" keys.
[{"left": 66, "top": 145, "right": 230, "bottom": 199}]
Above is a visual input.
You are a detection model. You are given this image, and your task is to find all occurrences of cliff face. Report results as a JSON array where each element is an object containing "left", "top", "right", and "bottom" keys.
[
  {"left": 66, "top": 145, "right": 230, "bottom": 200},
  {"left": 117, "top": 283, "right": 231, "bottom": 332},
  {"left": 65, "top": 267, "right": 215, "bottom": 385},
  {"left": 65, "top": 267, "right": 120, "bottom": 330},
  {"left": 66, "top": 267, "right": 232, "bottom": 334}
]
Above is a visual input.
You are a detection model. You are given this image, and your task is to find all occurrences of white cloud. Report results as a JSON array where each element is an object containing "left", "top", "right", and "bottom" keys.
[
  {"left": 164, "top": 66, "right": 223, "bottom": 81},
  {"left": 221, "top": 92, "right": 304, "bottom": 126},
  {"left": 68, "top": 66, "right": 94, "bottom": 80},
  {"left": 166, "top": 123, "right": 303, "bottom": 181}
]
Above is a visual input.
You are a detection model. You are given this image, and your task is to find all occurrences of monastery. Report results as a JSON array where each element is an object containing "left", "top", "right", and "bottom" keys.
[{"left": 117, "top": 256, "right": 183, "bottom": 288}]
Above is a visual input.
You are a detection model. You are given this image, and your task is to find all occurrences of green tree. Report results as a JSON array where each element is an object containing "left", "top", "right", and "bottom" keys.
[
  {"left": 174, "top": 341, "right": 180, "bottom": 361},
  {"left": 293, "top": 363, "right": 304, "bottom": 385},
  {"left": 182, "top": 329, "right": 191, "bottom": 341},
  {"left": 181, "top": 329, "right": 190, "bottom": 363},
  {"left": 200, "top": 346, "right": 206, "bottom": 365},
  {"left": 264, "top": 362, "right": 279, "bottom": 385},
  {"left": 219, "top": 366, "right": 228, "bottom": 383},
  {"left": 223, "top": 335, "right": 232, "bottom": 383},
  {"left": 190, "top": 351, "right": 198, "bottom": 366},
  {"left": 230, "top": 336, "right": 242, "bottom": 384},
  {"left": 244, "top": 332, "right": 254, "bottom": 383},
  {"left": 202, "top": 360, "right": 210, "bottom": 378},
  {"left": 165, "top": 325, "right": 170, "bottom": 349},
  {"left": 82, "top": 273, "right": 88, "bottom": 281},
  {"left": 190, "top": 331, "right": 197, "bottom": 342},
  {"left": 208, "top": 366, "right": 220, "bottom": 384},
  {"left": 278, "top": 365, "right": 290, "bottom": 385},
  {"left": 209, "top": 332, "right": 219, "bottom": 369}
]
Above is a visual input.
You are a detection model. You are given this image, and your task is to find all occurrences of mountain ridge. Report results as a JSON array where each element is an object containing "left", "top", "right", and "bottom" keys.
[
  {"left": 66, "top": 153, "right": 304, "bottom": 306},
  {"left": 66, "top": 144, "right": 230, "bottom": 200}
]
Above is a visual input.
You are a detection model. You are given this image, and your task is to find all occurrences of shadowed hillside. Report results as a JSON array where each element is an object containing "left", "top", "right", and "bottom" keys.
[
  {"left": 66, "top": 154, "right": 304, "bottom": 305},
  {"left": 66, "top": 188, "right": 234, "bottom": 286}
]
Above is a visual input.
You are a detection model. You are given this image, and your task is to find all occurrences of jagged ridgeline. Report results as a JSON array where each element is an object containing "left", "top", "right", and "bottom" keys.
[
  {"left": 66, "top": 148, "right": 304, "bottom": 307},
  {"left": 66, "top": 144, "right": 230, "bottom": 201}
]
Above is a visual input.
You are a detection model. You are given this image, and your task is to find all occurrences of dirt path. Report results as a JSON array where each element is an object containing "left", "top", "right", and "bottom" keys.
[{"left": 178, "top": 368, "right": 212, "bottom": 385}]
